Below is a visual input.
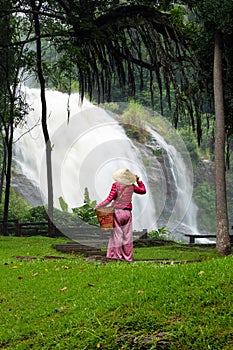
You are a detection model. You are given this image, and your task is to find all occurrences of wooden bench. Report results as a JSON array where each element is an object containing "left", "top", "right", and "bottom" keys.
[
  {"left": 18, "top": 221, "right": 49, "bottom": 236},
  {"left": 185, "top": 233, "right": 233, "bottom": 244}
]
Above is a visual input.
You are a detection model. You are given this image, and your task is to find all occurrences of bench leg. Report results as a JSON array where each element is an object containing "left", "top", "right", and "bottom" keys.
[{"left": 190, "top": 237, "right": 195, "bottom": 244}]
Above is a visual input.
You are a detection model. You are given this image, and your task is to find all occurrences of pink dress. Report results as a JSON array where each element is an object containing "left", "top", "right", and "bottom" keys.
[{"left": 95, "top": 181, "right": 146, "bottom": 261}]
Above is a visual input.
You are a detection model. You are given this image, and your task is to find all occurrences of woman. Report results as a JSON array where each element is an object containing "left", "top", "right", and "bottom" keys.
[{"left": 95, "top": 168, "right": 146, "bottom": 261}]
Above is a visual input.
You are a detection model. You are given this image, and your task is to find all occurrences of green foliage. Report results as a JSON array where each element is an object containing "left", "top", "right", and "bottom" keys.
[
  {"left": 120, "top": 101, "right": 152, "bottom": 143},
  {"left": 226, "top": 169, "right": 233, "bottom": 226},
  {"left": 56, "top": 189, "right": 99, "bottom": 226},
  {"left": 178, "top": 128, "right": 200, "bottom": 165},
  {"left": 27, "top": 205, "right": 82, "bottom": 226},
  {"left": 170, "top": 5, "right": 187, "bottom": 26},
  {"left": 187, "top": 0, "right": 233, "bottom": 142},
  {"left": 72, "top": 204, "right": 98, "bottom": 226},
  {"left": 72, "top": 187, "right": 98, "bottom": 225},
  {"left": 148, "top": 227, "right": 170, "bottom": 239},
  {"left": 76, "top": 188, "right": 97, "bottom": 209},
  {"left": 53, "top": 208, "right": 82, "bottom": 226},
  {"left": 0, "top": 187, "right": 99, "bottom": 227},
  {"left": 84, "top": 187, "right": 91, "bottom": 205},
  {"left": 28, "top": 205, "right": 48, "bottom": 222},
  {"left": 58, "top": 196, "right": 68, "bottom": 213},
  {"left": 194, "top": 181, "right": 216, "bottom": 232},
  {"left": 0, "top": 188, "right": 32, "bottom": 221},
  {"left": 193, "top": 0, "right": 233, "bottom": 33},
  {"left": 198, "top": 115, "right": 215, "bottom": 160},
  {"left": 101, "top": 102, "right": 123, "bottom": 115},
  {"left": 0, "top": 136, "right": 4, "bottom": 167}
]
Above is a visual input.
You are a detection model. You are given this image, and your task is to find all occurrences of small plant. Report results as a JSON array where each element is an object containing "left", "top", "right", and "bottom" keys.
[
  {"left": 72, "top": 187, "right": 98, "bottom": 226},
  {"left": 72, "top": 203, "right": 99, "bottom": 226},
  {"left": 59, "top": 196, "right": 68, "bottom": 212},
  {"left": 148, "top": 227, "right": 170, "bottom": 239}
]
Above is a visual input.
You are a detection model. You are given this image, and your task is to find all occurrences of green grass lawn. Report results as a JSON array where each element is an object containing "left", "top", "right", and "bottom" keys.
[{"left": 0, "top": 236, "right": 232, "bottom": 349}]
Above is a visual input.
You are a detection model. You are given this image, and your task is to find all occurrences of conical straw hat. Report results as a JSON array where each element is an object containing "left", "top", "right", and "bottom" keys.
[{"left": 112, "top": 168, "right": 136, "bottom": 185}]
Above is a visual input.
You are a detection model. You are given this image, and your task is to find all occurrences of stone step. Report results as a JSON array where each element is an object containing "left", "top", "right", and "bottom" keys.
[{"left": 52, "top": 242, "right": 105, "bottom": 256}]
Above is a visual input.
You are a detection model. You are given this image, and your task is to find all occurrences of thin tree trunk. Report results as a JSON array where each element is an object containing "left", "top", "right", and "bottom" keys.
[
  {"left": 32, "top": 0, "right": 55, "bottom": 236},
  {"left": 3, "top": 118, "right": 14, "bottom": 236},
  {"left": 213, "top": 31, "right": 231, "bottom": 255},
  {"left": 0, "top": 135, "right": 7, "bottom": 203}
]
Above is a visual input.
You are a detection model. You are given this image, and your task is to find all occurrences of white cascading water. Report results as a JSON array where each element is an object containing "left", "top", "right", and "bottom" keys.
[
  {"left": 146, "top": 126, "right": 199, "bottom": 240},
  {"left": 13, "top": 88, "right": 157, "bottom": 232}
]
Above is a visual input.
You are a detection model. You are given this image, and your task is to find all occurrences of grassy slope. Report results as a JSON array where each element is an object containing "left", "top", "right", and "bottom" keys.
[{"left": 0, "top": 236, "right": 232, "bottom": 349}]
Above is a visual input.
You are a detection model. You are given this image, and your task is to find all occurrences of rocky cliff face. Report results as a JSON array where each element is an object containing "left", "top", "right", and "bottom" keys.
[{"left": 11, "top": 171, "right": 43, "bottom": 207}]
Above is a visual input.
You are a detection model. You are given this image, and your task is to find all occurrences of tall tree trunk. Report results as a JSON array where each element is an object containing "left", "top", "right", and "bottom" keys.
[
  {"left": 213, "top": 31, "right": 231, "bottom": 255},
  {"left": 0, "top": 134, "right": 7, "bottom": 203},
  {"left": 0, "top": 0, "right": 14, "bottom": 235},
  {"left": 2, "top": 122, "right": 14, "bottom": 236},
  {"left": 32, "top": 0, "right": 54, "bottom": 236}
]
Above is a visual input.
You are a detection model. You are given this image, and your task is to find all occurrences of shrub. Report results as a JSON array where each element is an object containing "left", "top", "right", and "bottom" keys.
[
  {"left": 0, "top": 188, "right": 32, "bottom": 221},
  {"left": 72, "top": 204, "right": 99, "bottom": 226},
  {"left": 148, "top": 227, "right": 170, "bottom": 239},
  {"left": 120, "top": 101, "right": 152, "bottom": 143}
]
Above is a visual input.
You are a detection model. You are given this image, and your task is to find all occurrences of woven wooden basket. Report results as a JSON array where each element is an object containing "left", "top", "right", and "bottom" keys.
[{"left": 95, "top": 207, "right": 114, "bottom": 231}]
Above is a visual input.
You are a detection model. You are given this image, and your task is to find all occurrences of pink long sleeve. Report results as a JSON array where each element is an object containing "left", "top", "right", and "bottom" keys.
[
  {"left": 95, "top": 180, "right": 146, "bottom": 210},
  {"left": 95, "top": 183, "right": 118, "bottom": 209},
  {"left": 133, "top": 180, "right": 146, "bottom": 194}
]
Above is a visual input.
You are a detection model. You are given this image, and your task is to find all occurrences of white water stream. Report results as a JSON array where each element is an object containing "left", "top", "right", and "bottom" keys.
[{"left": 146, "top": 126, "right": 199, "bottom": 240}]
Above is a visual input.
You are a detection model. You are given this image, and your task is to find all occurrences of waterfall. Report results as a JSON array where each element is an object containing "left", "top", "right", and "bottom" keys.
[
  {"left": 13, "top": 88, "right": 156, "bottom": 232},
  {"left": 145, "top": 126, "right": 198, "bottom": 240},
  {"left": 13, "top": 88, "right": 199, "bottom": 241}
]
